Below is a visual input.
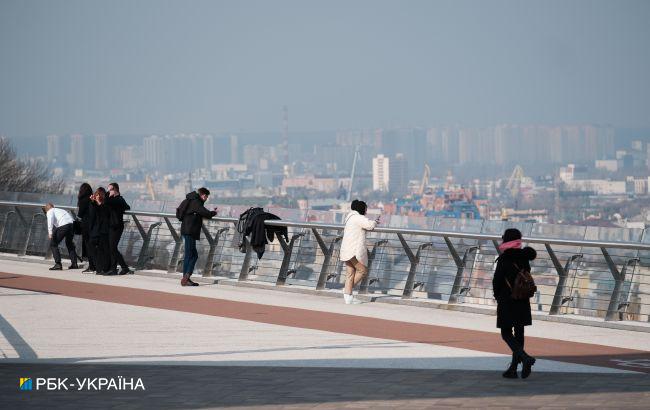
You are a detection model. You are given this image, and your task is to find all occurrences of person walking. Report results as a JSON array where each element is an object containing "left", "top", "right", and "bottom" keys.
[
  {"left": 339, "top": 199, "right": 378, "bottom": 304},
  {"left": 43, "top": 203, "right": 80, "bottom": 270},
  {"left": 177, "top": 187, "right": 217, "bottom": 286},
  {"left": 77, "top": 183, "right": 96, "bottom": 273},
  {"left": 89, "top": 187, "right": 111, "bottom": 275},
  {"left": 105, "top": 182, "right": 132, "bottom": 275},
  {"left": 492, "top": 228, "right": 537, "bottom": 379}
]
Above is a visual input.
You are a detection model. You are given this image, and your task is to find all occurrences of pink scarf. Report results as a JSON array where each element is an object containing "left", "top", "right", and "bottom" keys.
[{"left": 498, "top": 239, "right": 522, "bottom": 252}]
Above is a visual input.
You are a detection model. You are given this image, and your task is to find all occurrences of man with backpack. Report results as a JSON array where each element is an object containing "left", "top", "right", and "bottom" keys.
[{"left": 176, "top": 187, "right": 218, "bottom": 286}]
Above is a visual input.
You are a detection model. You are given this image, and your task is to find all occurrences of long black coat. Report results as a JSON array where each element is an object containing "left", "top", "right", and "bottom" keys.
[
  {"left": 492, "top": 247, "right": 536, "bottom": 328},
  {"left": 77, "top": 195, "right": 92, "bottom": 258},
  {"left": 88, "top": 202, "right": 111, "bottom": 239},
  {"left": 245, "top": 212, "right": 288, "bottom": 259},
  {"left": 179, "top": 192, "right": 217, "bottom": 240},
  {"left": 77, "top": 195, "right": 92, "bottom": 229}
]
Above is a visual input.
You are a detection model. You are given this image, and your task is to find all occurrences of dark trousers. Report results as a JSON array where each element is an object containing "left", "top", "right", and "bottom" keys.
[
  {"left": 91, "top": 234, "right": 110, "bottom": 273},
  {"left": 81, "top": 227, "right": 95, "bottom": 269},
  {"left": 51, "top": 223, "right": 77, "bottom": 265},
  {"left": 182, "top": 235, "right": 198, "bottom": 276},
  {"left": 501, "top": 325, "right": 525, "bottom": 362},
  {"left": 109, "top": 225, "right": 128, "bottom": 272}
]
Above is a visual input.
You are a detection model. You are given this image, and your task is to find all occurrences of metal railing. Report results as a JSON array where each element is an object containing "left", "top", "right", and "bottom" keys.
[{"left": 2, "top": 195, "right": 650, "bottom": 324}]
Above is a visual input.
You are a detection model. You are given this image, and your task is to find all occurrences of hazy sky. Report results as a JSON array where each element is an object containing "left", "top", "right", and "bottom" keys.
[{"left": 1, "top": 0, "right": 649, "bottom": 137}]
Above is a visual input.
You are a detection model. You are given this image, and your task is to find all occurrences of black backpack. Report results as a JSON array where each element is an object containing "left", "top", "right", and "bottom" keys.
[
  {"left": 176, "top": 198, "right": 190, "bottom": 221},
  {"left": 237, "top": 207, "right": 264, "bottom": 234},
  {"left": 236, "top": 207, "right": 264, "bottom": 252}
]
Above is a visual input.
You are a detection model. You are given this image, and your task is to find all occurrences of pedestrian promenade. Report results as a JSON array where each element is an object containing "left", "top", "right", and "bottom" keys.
[{"left": 1, "top": 259, "right": 649, "bottom": 408}]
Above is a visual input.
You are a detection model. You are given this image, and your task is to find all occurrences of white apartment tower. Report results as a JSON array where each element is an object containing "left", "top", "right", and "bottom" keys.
[{"left": 372, "top": 154, "right": 390, "bottom": 192}]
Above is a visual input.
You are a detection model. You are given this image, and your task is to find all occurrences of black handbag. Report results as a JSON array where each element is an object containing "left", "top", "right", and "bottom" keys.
[{"left": 73, "top": 219, "right": 82, "bottom": 235}]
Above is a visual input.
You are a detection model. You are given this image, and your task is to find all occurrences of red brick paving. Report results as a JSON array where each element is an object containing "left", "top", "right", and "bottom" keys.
[{"left": 1, "top": 272, "right": 649, "bottom": 373}]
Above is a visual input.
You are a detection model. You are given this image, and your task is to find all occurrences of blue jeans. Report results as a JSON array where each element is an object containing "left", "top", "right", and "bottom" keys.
[{"left": 182, "top": 235, "right": 198, "bottom": 276}]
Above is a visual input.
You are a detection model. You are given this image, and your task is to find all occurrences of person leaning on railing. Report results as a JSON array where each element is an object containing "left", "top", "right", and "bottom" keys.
[
  {"left": 105, "top": 182, "right": 132, "bottom": 275},
  {"left": 176, "top": 187, "right": 218, "bottom": 287},
  {"left": 492, "top": 228, "right": 537, "bottom": 379},
  {"left": 339, "top": 199, "right": 379, "bottom": 305},
  {"left": 43, "top": 202, "right": 80, "bottom": 271}
]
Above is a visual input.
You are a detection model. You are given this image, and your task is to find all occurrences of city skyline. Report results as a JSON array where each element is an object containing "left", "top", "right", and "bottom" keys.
[{"left": 1, "top": 0, "right": 650, "bottom": 137}]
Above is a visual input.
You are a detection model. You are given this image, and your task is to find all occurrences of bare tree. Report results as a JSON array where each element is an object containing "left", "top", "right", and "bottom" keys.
[{"left": 0, "top": 137, "right": 64, "bottom": 194}]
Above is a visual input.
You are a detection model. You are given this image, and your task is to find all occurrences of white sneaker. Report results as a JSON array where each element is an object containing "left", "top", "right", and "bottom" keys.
[
  {"left": 350, "top": 296, "right": 363, "bottom": 305},
  {"left": 343, "top": 294, "right": 352, "bottom": 304}
]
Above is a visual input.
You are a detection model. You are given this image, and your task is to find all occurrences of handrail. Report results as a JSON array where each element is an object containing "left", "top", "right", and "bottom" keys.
[
  {"left": 2, "top": 199, "right": 649, "bottom": 251},
  {"left": 2, "top": 198, "right": 650, "bottom": 324}
]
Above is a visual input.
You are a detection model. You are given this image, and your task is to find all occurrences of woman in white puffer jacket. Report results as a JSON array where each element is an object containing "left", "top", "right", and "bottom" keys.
[{"left": 339, "top": 200, "right": 378, "bottom": 304}]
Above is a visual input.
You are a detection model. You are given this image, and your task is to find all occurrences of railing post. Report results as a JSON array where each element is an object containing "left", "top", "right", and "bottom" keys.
[
  {"left": 276, "top": 233, "right": 305, "bottom": 285},
  {"left": 314, "top": 228, "right": 342, "bottom": 290},
  {"left": 400, "top": 234, "right": 433, "bottom": 298},
  {"left": 15, "top": 207, "right": 32, "bottom": 257},
  {"left": 202, "top": 226, "right": 229, "bottom": 277},
  {"left": 448, "top": 239, "right": 479, "bottom": 304},
  {"left": 602, "top": 247, "right": 638, "bottom": 321},
  {"left": 547, "top": 243, "right": 582, "bottom": 315},
  {"left": 0, "top": 213, "right": 9, "bottom": 248},
  {"left": 132, "top": 215, "right": 161, "bottom": 270},
  {"left": 18, "top": 213, "right": 47, "bottom": 256},
  {"left": 163, "top": 217, "right": 183, "bottom": 273},
  {"left": 359, "top": 239, "right": 388, "bottom": 294},
  {"left": 238, "top": 236, "right": 255, "bottom": 281},
  {"left": 492, "top": 240, "right": 502, "bottom": 255}
]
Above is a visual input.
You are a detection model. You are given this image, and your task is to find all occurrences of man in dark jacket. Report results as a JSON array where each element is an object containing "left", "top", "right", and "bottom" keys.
[
  {"left": 178, "top": 187, "right": 217, "bottom": 286},
  {"left": 492, "top": 228, "right": 537, "bottom": 379},
  {"left": 104, "top": 182, "right": 131, "bottom": 275}
]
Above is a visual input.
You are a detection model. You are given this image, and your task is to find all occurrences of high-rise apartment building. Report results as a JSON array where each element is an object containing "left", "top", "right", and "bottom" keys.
[
  {"left": 372, "top": 154, "right": 390, "bottom": 192},
  {"left": 94, "top": 134, "right": 108, "bottom": 169},
  {"left": 46, "top": 134, "right": 61, "bottom": 162},
  {"left": 389, "top": 153, "right": 408, "bottom": 196},
  {"left": 69, "top": 134, "right": 85, "bottom": 168}
]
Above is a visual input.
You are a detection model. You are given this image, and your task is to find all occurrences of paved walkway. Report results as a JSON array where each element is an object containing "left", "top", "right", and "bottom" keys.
[{"left": 1, "top": 259, "right": 649, "bottom": 408}]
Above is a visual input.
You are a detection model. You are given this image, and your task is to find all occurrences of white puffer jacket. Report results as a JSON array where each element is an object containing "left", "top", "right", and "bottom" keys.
[{"left": 339, "top": 210, "right": 377, "bottom": 266}]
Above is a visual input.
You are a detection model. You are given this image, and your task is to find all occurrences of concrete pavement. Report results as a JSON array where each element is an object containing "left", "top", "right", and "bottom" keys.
[{"left": 1, "top": 259, "right": 649, "bottom": 408}]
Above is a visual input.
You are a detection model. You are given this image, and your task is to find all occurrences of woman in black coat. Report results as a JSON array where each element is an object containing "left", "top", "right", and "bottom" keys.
[
  {"left": 77, "top": 183, "right": 95, "bottom": 273},
  {"left": 492, "top": 228, "right": 537, "bottom": 379},
  {"left": 88, "top": 187, "right": 111, "bottom": 274}
]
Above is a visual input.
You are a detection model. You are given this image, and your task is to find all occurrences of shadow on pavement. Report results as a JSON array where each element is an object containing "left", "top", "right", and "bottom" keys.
[{"left": 0, "top": 361, "right": 648, "bottom": 409}]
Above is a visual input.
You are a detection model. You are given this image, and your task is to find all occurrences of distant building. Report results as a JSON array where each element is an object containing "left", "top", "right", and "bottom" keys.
[
  {"left": 69, "top": 134, "right": 85, "bottom": 168},
  {"left": 595, "top": 159, "right": 618, "bottom": 172},
  {"left": 389, "top": 153, "right": 408, "bottom": 196},
  {"left": 372, "top": 154, "right": 390, "bottom": 192},
  {"left": 46, "top": 134, "right": 61, "bottom": 162},
  {"left": 94, "top": 134, "right": 108, "bottom": 170}
]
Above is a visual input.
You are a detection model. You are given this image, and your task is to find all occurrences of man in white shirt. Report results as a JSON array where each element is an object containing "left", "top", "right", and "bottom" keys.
[{"left": 42, "top": 203, "right": 80, "bottom": 270}]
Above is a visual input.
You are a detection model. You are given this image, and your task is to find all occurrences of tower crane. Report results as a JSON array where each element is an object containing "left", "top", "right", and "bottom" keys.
[
  {"left": 506, "top": 165, "right": 525, "bottom": 198},
  {"left": 418, "top": 164, "right": 431, "bottom": 196}
]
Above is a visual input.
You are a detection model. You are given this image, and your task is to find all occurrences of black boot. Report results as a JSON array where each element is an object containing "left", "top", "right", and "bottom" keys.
[
  {"left": 502, "top": 353, "right": 518, "bottom": 378},
  {"left": 49, "top": 263, "right": 63, "bottom": 271},
  {"left": 520, "top": 351, "right": 536, "bottom": 379}
]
